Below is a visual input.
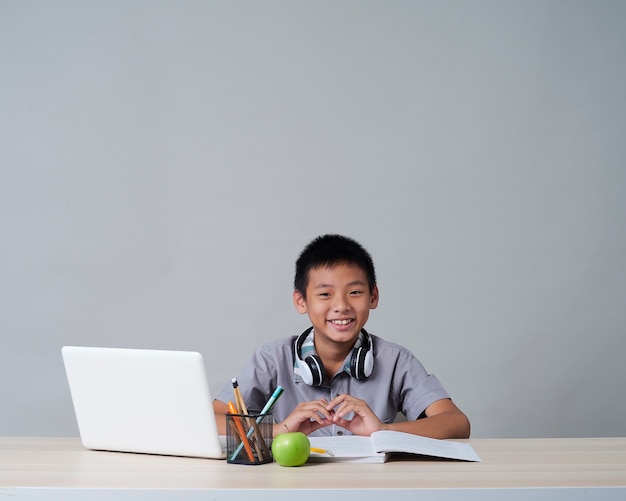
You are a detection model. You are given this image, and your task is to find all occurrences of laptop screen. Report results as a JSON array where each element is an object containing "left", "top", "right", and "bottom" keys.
[{"left": 62, "top": 346, "right": 225, "bottom": 459}]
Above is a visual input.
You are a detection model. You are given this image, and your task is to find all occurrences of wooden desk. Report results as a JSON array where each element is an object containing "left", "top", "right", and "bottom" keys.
[{"left": 2, "top": 437, "right": 626, "bottom": 500}]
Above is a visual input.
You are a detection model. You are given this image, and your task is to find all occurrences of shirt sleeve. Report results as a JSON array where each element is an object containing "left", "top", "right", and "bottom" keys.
[{"left": 393, "top": 347, "right": 450, "bottom": 421}]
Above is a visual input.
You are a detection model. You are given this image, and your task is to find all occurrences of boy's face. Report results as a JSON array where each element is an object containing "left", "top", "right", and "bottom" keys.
[{"left": 293, "top": 263, "right": 379, "bottom": 351}]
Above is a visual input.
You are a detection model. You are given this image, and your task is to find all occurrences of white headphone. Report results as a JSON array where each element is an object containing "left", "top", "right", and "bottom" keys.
[{"left": 293, "top": 327, "right": 374, "bottom": 386}]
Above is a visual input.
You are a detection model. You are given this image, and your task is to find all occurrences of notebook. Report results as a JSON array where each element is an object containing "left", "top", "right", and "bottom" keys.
[{"left": 62, "top": 346, "right": 226, "bottom": 459}]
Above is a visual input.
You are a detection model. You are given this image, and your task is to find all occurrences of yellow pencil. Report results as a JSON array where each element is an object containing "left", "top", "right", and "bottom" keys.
[
  {"left": 232, "top": 379, "right": 269, "bottom": 460},
  {"left": 232, "top": 378, "right": 248, "bottom": 414},
  {"left": 310, "top": 447, "right": 334, "bottom": 456}
]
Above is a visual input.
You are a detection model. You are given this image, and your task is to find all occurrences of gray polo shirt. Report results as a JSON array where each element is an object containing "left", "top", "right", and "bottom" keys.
[{"left": 215, "top": 333, "right": 449, "bottom": 437}]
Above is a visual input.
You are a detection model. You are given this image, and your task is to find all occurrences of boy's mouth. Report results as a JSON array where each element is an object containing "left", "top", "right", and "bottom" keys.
[{"left": 329, "top": 319, "right": 353, "bottom": 326}]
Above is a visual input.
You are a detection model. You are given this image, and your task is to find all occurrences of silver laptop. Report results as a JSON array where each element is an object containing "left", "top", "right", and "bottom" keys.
[{"left": 62, "top": 346, "right": 226, "bottom": 459}]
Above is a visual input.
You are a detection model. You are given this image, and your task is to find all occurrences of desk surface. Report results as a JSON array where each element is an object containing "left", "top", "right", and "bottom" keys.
[{"left": 2, "top": 437, "right": 626, "bottom": 500}]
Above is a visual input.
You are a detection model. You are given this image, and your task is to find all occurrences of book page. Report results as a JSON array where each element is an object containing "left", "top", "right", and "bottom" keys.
[
  {"left": 308, "top": 436, "right": 385, "bottom": 462},
  {"left": 371, "top": 430, "right": 481, "bottom": 462}
]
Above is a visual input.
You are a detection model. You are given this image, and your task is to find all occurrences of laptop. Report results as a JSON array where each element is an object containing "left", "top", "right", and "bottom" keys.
[{"left": 62, "top": 346, "right": 226, "bottom": 459}]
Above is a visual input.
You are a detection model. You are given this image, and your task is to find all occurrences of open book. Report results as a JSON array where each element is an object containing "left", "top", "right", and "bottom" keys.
[{"left": 308, "top": 430, "right": 480, "bottom": 463}]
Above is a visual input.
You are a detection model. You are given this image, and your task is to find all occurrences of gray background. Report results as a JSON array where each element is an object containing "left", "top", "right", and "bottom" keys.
[{"left": 1, "top": 0, "right": 625, "bottom": 439}]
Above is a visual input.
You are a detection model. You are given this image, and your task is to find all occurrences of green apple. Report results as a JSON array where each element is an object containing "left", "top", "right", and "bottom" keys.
[{"left": 271, "top": 432, "right": 310, "bottom": 467}]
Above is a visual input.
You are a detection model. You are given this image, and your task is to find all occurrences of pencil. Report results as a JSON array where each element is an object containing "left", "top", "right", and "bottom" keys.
[
  {"left": 232, "top": 378, "right": 247, "bottom": 414},
  {"left": 232, "top": 379, "right": 269, "bottom": 460},
  {"left": 230, "top": 386, "right": 284, "bottom": 461},
  {"left": 227, "top": 401, "right": 255, "bottom": 462},
  {"left": 310, "top": 447, "right": 334, "bottom": 456}
]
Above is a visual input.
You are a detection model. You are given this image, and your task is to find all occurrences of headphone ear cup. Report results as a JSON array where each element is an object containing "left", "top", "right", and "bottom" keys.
[
  {"left": 295, "top": 353, "right": 324, "bottom": 386},
  {"left": 362, "top": 347, "right": 374, "bottom": 378},
  {"left": 350, "top": 334, "right": 374, "bottom": 380},
  {"left": 294, "top": 328, "right": 325, "bottom": 386},
  {"left": 304, "top": 354, "right": 324, "bottom": 387},
  {"left": 294, "top": 354, "right": 314, "bottom": 386},
  {"left": 350, "top": 347, "right": 365, "bottom": 380}
]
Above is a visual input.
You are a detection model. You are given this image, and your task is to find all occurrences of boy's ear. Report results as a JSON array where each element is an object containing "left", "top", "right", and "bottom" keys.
[
  {"left": 370, "top": 285, "right": 380, "bottom": 309},
  {"left": 293, "top": 291, "right": 308, "bottom": 314}
]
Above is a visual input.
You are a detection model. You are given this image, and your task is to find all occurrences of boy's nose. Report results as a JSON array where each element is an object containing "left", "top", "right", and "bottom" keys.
[{"left": 331, "top": 296, "right": 350, "bottom": 311}]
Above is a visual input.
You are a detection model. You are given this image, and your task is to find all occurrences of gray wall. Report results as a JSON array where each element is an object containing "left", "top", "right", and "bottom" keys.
[{"left": 1, "top": 0, "right": 625, "bottom": 439}]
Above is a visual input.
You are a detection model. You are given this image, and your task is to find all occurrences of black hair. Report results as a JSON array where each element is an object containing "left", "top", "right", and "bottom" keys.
[{"left": 294, "top": 234, "right": 377, "bottom": 297}]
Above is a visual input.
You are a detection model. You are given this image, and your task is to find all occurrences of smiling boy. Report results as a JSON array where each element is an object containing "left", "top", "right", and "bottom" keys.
[{"left": 213, "top": 234, "right": 470, "bottom": 438}]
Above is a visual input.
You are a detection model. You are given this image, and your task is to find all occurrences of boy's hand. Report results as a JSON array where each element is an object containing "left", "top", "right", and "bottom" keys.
[
  {"left": 277, "top": 399, "right": 335, "bottom": 436},
  {"left": 326, "top": 394, "right": 385, "bottom": 436}
]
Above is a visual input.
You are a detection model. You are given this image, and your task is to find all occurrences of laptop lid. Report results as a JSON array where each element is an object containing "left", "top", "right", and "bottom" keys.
[{"left": 62, "top": 346, "right": 226, "bottom": 459}]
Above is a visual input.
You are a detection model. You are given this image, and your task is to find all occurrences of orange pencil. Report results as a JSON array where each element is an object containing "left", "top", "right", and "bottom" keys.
[
  {"left": 227, "top": 401, "right": 255, "bottom": 462},
  {"left": 232, "top": 379, "right": 268, "bottom": 460}
]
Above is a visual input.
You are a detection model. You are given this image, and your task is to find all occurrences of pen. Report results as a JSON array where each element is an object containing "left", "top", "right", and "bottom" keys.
[
  {"left": 259, "top": 386, "right": 284, "bottom": 416},
  {"left": 230, "top": 386, "right": 284, "bottom": 461}
]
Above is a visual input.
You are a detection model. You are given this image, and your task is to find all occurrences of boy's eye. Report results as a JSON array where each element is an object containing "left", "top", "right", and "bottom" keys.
[
  {"left": 350, "top": 290, "right": 363, "bottom": 295},
  {"left": 317, "top": 292, "right": 331, "bottom": 297}
]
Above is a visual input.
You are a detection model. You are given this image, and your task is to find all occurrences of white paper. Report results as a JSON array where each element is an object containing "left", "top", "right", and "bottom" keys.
[
  {"left": 371, "top": 430, "right": 481, "bottom": 462},
  {"left": 308, "top": 436, "right": 385, "bottom": 462},
  {"left": 307, "top": 431, "right": 481, "bottom": 463}
]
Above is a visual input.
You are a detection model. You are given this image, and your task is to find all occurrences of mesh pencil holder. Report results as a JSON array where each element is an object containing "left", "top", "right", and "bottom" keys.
[{"left": 226, "top": 410, "right": 273, "bottom": 465}]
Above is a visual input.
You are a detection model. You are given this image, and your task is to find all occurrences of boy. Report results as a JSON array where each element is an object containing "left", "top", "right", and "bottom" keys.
[{"left": 213, "top": 234, "right": 470, "bottom": 438}]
